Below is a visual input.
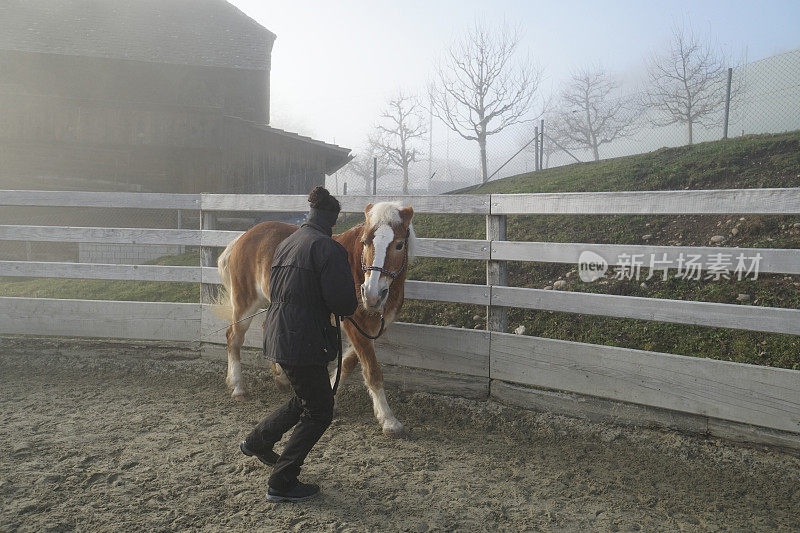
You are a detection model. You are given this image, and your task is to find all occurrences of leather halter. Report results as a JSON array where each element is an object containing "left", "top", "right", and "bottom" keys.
[{"left": 360, "top": 227, "right": 410, "bottom": 280}]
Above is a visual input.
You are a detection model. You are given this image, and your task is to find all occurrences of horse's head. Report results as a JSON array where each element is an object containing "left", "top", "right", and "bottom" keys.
[{"left": 360, "top": 201, "right": 415, "bottom": 310}]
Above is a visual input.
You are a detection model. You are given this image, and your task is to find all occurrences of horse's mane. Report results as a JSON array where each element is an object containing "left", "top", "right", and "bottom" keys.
[{"left": 365, "top": 201, "right": 417, "bottom": 261}]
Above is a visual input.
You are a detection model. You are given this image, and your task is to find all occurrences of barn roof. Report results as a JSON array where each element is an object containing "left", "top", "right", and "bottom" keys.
[
  {"left": 262, "top": 125, "right": 353, "bottom": 175},
  {"left": 0, "top": 0, "right": 275, "bottom": 70},
  {"left": 225, "top": 116, "right": 353, "bottom": 175}
]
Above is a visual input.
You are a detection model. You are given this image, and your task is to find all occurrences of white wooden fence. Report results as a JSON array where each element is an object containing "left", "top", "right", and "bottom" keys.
[{"left": 2, "top": 189, "right": 800, "bottom": 449}]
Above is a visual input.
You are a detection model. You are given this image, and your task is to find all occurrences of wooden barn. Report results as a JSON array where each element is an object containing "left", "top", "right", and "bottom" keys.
[{"left": 0, "top": 0, "right": 351, "bottom": 195}]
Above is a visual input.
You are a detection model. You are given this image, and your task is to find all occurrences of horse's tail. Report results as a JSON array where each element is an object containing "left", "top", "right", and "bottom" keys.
[{"left": 210, "top": 235, "right": 238, "bottom": 321}]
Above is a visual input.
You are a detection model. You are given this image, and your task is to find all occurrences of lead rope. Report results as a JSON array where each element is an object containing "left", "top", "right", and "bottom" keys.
[
  {"left": 343, "top": 315, "right": 385, "bottom": 340},
  {"left": 332, "top": 314, "right": 343, "bottom": 395},
  {"left": 205, "top": 308, "right": 268, "bottom": 337}
]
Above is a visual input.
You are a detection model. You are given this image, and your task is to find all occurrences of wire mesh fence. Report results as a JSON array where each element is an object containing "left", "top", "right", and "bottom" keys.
[{"left": 331, "top": 47, "right": 800, "bottom": 194}]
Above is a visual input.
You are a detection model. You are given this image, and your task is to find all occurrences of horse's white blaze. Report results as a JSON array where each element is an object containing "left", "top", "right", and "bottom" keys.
[{"left": 363, "top": 224, "right": 393, "bottom": 305}]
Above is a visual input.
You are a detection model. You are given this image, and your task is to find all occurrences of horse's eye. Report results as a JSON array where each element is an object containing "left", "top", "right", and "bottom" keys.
[{"left": 395, "top": 242, "right": 404, "bottom": 251}]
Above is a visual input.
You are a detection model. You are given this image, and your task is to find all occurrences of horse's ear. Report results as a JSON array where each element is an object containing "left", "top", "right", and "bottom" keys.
[
  {"left": 399, "top": 206, "right": 414, "bottom": 227},
  {"left": 364, "top": 203, "right": 374, "bottom": 220}
]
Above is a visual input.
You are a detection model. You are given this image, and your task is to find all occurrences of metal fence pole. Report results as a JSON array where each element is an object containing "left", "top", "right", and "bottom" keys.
[
  {"left": 534, "top": 127, "right": 540, "bottom": 171},
  {"left": 539, "top": 119, "right": 545, "bottom": 170},
  {"left": 372, "top": 157, "right": 377, "bottom": 195},
  {"left": 486, "top": 212, "right": 507, "bottom": 333},
  {"left": 723, "top": 67, "right": 733, "bottom": 139}
]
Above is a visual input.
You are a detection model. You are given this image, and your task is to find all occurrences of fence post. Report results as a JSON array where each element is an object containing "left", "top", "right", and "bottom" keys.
[
  {"left": 486, "top": 209, "right": 507, "bottom": 333},
  {"left": 200, "top": 210, "right": 216, "bottom": 303},
  {"left": 723, "top": 67, "right": 733, "bottom": 139},
  {"left": 534, "top": 127, "right": 540, "bottom": 172}
]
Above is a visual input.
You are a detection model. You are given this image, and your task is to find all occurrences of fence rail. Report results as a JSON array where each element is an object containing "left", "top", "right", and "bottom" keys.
[
  {"left": 492, "top": 241, "right": 800, "bottom": 275},
  {"left": 491, "top": 188, "right": 800, "bottom": 215},
  {"left": 1, "top": 189, "right": 799, "bottom": 445}
]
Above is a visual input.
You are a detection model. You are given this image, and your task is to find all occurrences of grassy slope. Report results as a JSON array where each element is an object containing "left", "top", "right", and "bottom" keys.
[
  {"left": 399, "top": 132, "right": 800, "bottom": 369},
  {"left": 2, "top": 132, "right": 798, "bottom": 367}
]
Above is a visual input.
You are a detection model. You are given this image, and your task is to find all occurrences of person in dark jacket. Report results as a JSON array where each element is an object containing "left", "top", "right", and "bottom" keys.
[{"left": 239, "top": 186, "right": 358, "bottom": 503}]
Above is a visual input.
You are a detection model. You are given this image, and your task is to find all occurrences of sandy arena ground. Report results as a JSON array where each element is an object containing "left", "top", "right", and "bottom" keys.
[{"left": 1, "top": 337, "right": 799, "bottom": 532}]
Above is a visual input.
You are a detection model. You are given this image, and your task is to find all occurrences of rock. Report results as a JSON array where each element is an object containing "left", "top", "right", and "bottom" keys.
[
  {"left": 736, "top": 293, "right": 751, "bottom": 302},
  {"left": 472, "top": 314, "right": 481, "bottom": 321},
  {"left": 710, "top": 235, "right": 726, "bottom": 243},
  {"left": 553, "top": 280, "right": 567, "bottom": 289},
  {"left": 544, "top": 285, "right": 553, "bottom": 290},
  {"left": 640, "top": 282, "right": 648, "bottom": 289},
  {"left": 642, "top": 234, "right": 653, "bottom": 241},
  {"left": 739, "top": 217, "right": 746, "bottom": 221},
  {"left": 565, "top": 271, "right": 572, "bottom": 278},
  {"left": 513, "top": 325, "right": 526, "bottom": 335},
  {"left": 793, "top": 222, "right": 800, "bottom": 228},
  {"left": 730, "top": 227, "right": 739, "bottom": 236},
  {"left": 473, "top": 325, "right": 483, "bottom": 330}
]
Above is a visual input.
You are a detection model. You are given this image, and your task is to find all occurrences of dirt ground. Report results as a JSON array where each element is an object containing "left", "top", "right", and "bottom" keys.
[{"left": 1, "top": 337, "right": 798, "bottom": 532}]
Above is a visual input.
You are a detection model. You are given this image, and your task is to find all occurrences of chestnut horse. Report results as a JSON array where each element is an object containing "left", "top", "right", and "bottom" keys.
[{"left": 214, "top": 201, "right": 415, "bottom": 437}]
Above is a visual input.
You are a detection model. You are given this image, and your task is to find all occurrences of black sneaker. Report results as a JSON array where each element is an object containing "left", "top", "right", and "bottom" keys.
[
  {"left": 239, "top": 440, "right": 279, "bottom": 466},
  {"left": 266, "top": 481, "right": 320, "bottom": 503}
]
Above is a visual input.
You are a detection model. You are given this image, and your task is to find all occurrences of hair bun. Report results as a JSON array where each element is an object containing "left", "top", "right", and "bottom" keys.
[
  {"left": 307, "top": 185, "right": 340, "bottom": 214},
  {"left": 308, "top": 186, "right": 331, "bottom": 208}
]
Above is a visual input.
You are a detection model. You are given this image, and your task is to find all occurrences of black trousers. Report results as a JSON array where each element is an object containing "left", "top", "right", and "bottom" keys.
[{"left": 245, "top": 364, "right": 334, "bottom": 491}]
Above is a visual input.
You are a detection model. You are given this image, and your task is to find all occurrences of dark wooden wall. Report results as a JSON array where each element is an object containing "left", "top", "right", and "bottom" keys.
[
  {"left": 0, "top": 51, "right": 337, "bottom": 195},
  {"left": 0, "top": 50, "right": 269, "bottom": 123}
]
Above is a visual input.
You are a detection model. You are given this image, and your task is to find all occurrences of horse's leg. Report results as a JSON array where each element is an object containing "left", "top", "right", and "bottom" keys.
[
  {"left": 271, "top": 362, "right": 292, "bottom": 393},
  {"left": 329, "top": 345, "right": 359, "bottom": 391},
  {"left": 347, "top": 328, "right": 403, "bottom": 437},
  {"left": 225, "top": 297, "right": 259, "bottom": 401}
]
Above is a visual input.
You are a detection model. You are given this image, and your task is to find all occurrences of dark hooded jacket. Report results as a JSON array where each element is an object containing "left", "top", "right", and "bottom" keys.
[{"left": 263, "top": 217, "right": 358, "bottom": 366}]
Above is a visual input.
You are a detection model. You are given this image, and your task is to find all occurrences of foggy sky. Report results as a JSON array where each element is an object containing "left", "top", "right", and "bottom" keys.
[{"left": 229, "top": 0, "right": 800, "bottom": 152}]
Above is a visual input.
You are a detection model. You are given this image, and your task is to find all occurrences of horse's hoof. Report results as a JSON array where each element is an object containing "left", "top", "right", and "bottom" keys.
[
  {"left": 231, "top": 392, "right": 248, "bottom": 402},
  {"left": 382, "top": 421, "right": 405, "bottom": 438}
]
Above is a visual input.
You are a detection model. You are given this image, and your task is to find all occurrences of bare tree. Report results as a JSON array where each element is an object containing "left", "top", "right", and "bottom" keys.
[
  {"left": 370, "top": 92, "right": 426, "bottom": 194},
  {"left": 342, "top": 148, "right": 388, "bottom": 195},
  {"left": 642, "top": 24, "right": 732, "bottom": 145},
  {"left": 429, "top": 21, "right": 543, "bottom": 183},
  {"left": 554, "top": 67, "right": 637, "bottom": 161}
]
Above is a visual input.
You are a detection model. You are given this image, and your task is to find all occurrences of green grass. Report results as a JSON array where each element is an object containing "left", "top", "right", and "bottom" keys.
[
  {"left": 0, "top": 252, "right": 201, "bottom": 302},
  {"left": 2, "top": 132, "right": 799, "bottom": 368}
]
